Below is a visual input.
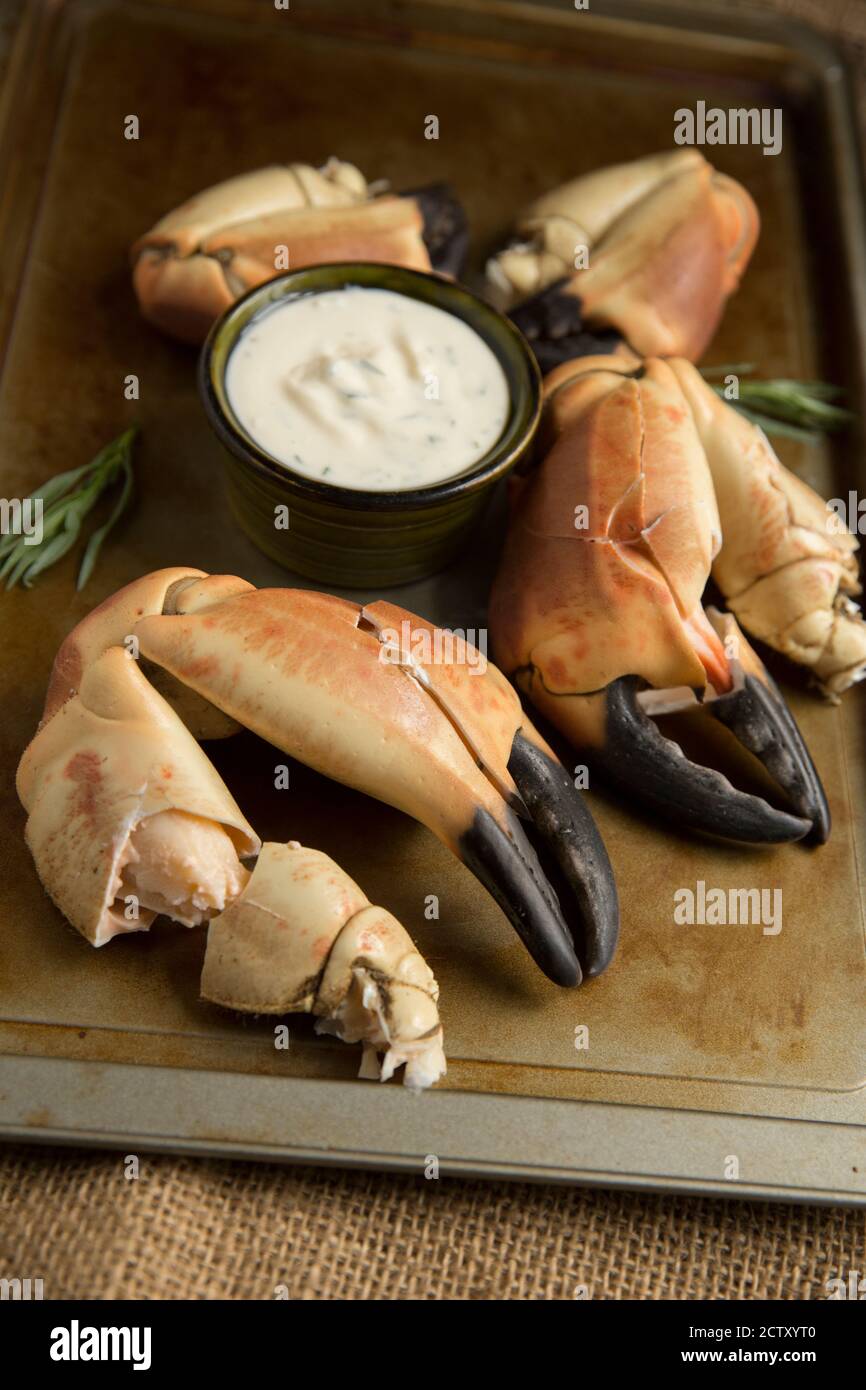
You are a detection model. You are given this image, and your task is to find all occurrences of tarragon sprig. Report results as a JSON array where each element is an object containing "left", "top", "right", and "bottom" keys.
[
  {"left": 0, "top": 427, "right": 137, "bottom": 591},
  {"left": 700, "top": 365, "right": 853, "bottom": 440}
]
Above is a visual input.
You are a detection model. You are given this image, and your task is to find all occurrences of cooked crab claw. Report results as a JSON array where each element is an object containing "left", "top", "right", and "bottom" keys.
[
  {"left": 486, "top": 149, "right": 759, "bottom": 365},
  {"left": 505, "top": 730, "right": 619, "bottom": 977},
  {"left": 131, "top": 160, "right": 468, "bottom": 343},
  {"left": 17, "top": 592, "right": 446, "bottom": 1087},
  {"left": 706, "top": 667, "right": 830, "bottom": 843},
  {"left": 596, "top": 675, "right": 816, "bottom": 846},
  {"left": 490, "top": 355, "right": 830, "bottom": 848},
  {"left": 457, "top": 805, "right": 582, "bottom": 986},
  {"left": 128, "top": 587, "right": 618, "bottom": 986}
]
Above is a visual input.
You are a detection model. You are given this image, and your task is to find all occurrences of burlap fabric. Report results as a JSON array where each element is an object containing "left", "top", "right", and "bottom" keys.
[
  {"left": 2, "top": 0, "right": 866, "bottom": 1300},
  {"left": 2, "top": 1146, "right": 865, "bottom": 1300}
]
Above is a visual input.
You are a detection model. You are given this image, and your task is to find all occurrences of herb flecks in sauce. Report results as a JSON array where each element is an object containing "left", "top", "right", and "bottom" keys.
[{"left": 225, "top": 287, "right": 510, "bottom": 491}]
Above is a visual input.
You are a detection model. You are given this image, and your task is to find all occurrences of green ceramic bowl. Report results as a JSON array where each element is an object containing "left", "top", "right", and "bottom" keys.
[{"left": 198, "top": 263, "right": 541, "bottom": 587}]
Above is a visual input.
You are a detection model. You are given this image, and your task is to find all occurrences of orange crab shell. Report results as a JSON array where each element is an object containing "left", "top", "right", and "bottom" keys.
[
  {"left": 132, "top": 587, "right": 525, "bottom": 852},
  {"left": 16, "top": 645, "right": 260, "bottom": 946},
  {"left": 490, "top": 356, "right": 730, "bottom": 707},
  {"left": 42, "top": 567, "right": 254, "bottom": 738},
  {"left": 666, "top": 359, "right": 866, "bottom": 696},
  {"left": 565, "top": 154, "right": 758, "bottom": 360},
  {"left": 131, "top": 163, "right": 432, "bottom": 344},
  {"left": 491, "top": 150, "right": 759, "bottom": 362},
  {"left": 201, "top": 841, "right": 446, "bottom": 1089}
]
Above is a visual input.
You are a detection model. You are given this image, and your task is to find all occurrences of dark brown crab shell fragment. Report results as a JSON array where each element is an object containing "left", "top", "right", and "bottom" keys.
[
  {"left": 509, "top": 279, "right": 625, "bottom": 374},
  {"left": 404, "top": 182, "right": 470, "bottom": 278}
]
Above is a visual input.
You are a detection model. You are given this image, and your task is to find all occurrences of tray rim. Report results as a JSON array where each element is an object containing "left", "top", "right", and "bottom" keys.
[
  {"left": 3, "top": 1054, "right": 866, "bottom": 1206},
  {"left": 2, "top": 0, "right": 866, "bottom": 1204}
]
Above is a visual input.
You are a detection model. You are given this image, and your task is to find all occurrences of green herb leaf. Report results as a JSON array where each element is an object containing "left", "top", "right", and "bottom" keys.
[
  {"left": 2, "top": 427, "right": 138, "bottom": 591},
  {"left": 77, "top": 451, "right": 134, "bottom": 590},
  {"left": 724, "top": 406, "right": 822, "bottom": 442},
  {"left": 701, "top": 367, "right": 854, "bottom": 437}
]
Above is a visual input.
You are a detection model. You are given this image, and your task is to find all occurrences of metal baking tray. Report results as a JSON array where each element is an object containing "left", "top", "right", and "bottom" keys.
[{"left": 1, "top": 0, "right": 865, "bottom": 1202}]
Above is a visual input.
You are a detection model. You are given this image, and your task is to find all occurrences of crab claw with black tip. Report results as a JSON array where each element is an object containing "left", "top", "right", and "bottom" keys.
[
  {"left": 119, "top": 583, "right": 619, "bottom": 986},
  {"left": 705, "top": 653, "right": 830, "bottom": 844},
  {"left": 132, "top": 160, "right": 469, "bottom": 344},
  {"left": 487, "top": 149, "right": 759, "bottom": 365},
  {"left": 505, "top": 728, "right": 619, "bottom": 977},
  {"left": 490, "top": 355, "right": 830, "bottom": 847},
  {"left": 594, "top": 670, "right": 820, "bottom": 846}
]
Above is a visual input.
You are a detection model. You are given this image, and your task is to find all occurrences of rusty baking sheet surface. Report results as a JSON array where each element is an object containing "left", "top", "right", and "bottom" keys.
[{"left": 1, "top": 0, "right": 866, "bottom": 1200}]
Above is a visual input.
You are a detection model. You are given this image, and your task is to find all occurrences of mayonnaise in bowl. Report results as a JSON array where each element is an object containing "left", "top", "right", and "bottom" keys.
[{"left": 224, "top": 285, "right": 511, "bottom": 491}]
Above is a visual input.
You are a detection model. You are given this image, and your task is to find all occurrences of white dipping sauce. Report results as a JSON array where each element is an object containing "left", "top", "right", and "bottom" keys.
[{"left": 225, "top": 286, "right": 510, "bottom": 491}]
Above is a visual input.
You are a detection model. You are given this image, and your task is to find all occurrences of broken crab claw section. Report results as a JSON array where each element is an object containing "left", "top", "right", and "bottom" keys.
[
  {"left": 131, "top": 159, "right": 466, "bottom": 344},
  {"left": 490, "top": 355, "right": 829, "bottom": 846},
  {"left": 486, "top": 150, "right": 758, "bottom": 362},
  {"left": 666, "top": 358, "right": 866, "bottom": 698},
  {"left": 201, "top": 842, "right": 446, "bottom": 1090},
  {"left": 134, "top": 585, "right": 619, "bottom": 986},
  {"left": 16, "top": 645, "right": 259, "bottom": 946}
]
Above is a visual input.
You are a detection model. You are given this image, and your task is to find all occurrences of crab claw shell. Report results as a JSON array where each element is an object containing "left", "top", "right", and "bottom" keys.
[
  {"left": 199, "top": 196, "right": 427, "bottom": 291},
  {"left": 361, "top": 599, "right": 619, "bottom": 975},
  {"left": 488, "top": 150, "right": 758, "bottom": 363},
  {"left": 361, "top": 596, "right": 614, "bottom": 974},
  {"left": 492, "top": 356, "right": 725, "bottom": 697},
  {"left": 591, "top": 676, "right": 813, "bottom": 846},
  {"left": 132, "top": 584, "right": 619, "bottom": 985},
  {"left": 704, "top": 612, "right": 830, "bottom": 843},
  {"left": 16, "top": 646, "right": 259, "bottom": 946},
  {"left": 201, "top": 842, "right": 446, "bottom": 1090},
  {"left": 43, "top": 567, "right": 254, "bottom": 738},
  {"left": 135, "top": 588, "right": 515, "bottom": 847},
  {"left": 131, "top": 161, "right": 439, "bottom": 344},
  {"left": 490, "top": 355, "right": 829, "bottom": 845},
  {"left": 134, "top": 161, "right": 370, "bottom": 261},
  {"left": 667, "top": 359, "right": 866, "bottom": 697},
  {"left": 131, "top": 160, "right": 369, "bottom": 343},
  {"left": 505, "top": 729, "right": 619, "bottom": 977},
  {"left": 359, "top": 602, "right": 618, "bottom": 980},
  {"left": 357, "top": 599, "right": 523, "bottom": 809}
]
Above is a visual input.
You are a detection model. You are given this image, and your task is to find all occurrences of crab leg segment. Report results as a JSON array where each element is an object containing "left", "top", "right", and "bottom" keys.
[
  {"left": 133, "top": 585, "right": 618, "bottom": 985},
  {"left": 490, "top": 356, "right": 829, "bottom": 844},
  {"left": 42, "top": 566, "right": 254, "bottom": 739}
]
